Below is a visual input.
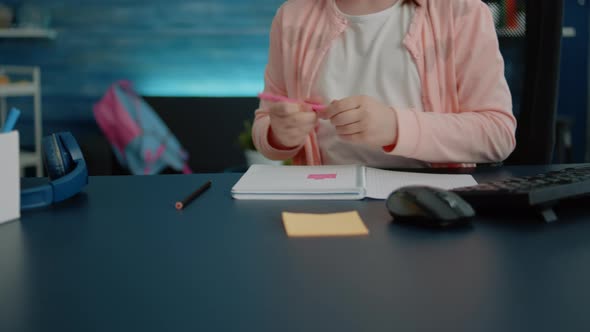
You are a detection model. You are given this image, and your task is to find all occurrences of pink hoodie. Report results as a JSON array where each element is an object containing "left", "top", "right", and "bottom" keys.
[{"left": 253, "top": 0, "right": 516, "bottom": 167}]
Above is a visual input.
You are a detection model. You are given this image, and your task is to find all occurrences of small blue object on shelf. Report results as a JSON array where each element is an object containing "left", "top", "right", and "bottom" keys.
[{"left": 2, "top": 107, "right": 21, "bottom": 133}]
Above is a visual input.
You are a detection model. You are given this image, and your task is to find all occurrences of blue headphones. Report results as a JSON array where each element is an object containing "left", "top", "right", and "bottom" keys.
[{"left": 21, "top": 132, "right": 88, "bottom": 210}]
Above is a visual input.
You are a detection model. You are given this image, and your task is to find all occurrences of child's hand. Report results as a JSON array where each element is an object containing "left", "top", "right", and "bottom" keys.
[
  {"left": 268, "top": 102, "right": 318, "bottom": 149},
  {"left": 319, "top": 95, "right": 398, "bottom": 148}
]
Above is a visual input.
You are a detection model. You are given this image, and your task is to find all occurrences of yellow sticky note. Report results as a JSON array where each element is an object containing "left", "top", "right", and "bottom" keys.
[{"left": 282, "top": 211, "right": 369, "bottom": 237}]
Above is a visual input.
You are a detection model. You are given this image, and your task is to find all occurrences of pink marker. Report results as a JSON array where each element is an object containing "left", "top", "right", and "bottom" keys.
[
  {"left": 258, "top": 92, "right": 327, "bottom": 112},
  {"left": 307, "top": 173, "right": 337, "bottom": 180}
]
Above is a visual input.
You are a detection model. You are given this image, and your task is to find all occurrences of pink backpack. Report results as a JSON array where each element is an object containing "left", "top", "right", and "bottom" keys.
[{"left": 93, "top": 80, "right": 192, "bottom": 175}]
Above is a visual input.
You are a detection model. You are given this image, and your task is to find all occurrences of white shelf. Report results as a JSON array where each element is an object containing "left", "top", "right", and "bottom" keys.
[
  {"left": 0, "top": 66, "right": 43, "bottom": 177},
  {"left": 497, "top": 27, "right": 577, "bottom": 39},
  {"left": 0, "top": 83, "right": 37, "bottom": 97},
  {"left": 20, "top": 151, "right": 39, "bottom": 168},
  {"left": 497, "top": 26, "right": 525, "bottom": 38},
  {"left": 0, "top": 28, "right": 57, "bottom": 39}
]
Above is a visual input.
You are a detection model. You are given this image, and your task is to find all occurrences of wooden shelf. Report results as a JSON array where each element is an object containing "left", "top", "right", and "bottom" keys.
[
  {"left": 0, "top": 28, "right": 57, "bottom": 39},
  {"left": 0, "top": 83, "right": 37, "bottom": 97}
]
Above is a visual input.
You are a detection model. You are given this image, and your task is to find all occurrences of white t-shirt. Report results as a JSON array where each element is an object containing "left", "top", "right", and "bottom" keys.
[{"left": 314, "top": 1, "right": 426, "bottom": 168}]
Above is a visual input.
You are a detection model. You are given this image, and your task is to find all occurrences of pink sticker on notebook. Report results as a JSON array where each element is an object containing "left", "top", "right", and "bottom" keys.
[{"left": 307, "top": 173, "right": 337, "bottom": 180}]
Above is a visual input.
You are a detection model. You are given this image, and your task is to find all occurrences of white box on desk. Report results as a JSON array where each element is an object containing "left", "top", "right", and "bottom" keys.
[{"left": 0, "top": 131, "right": 20, "bottom": 224}]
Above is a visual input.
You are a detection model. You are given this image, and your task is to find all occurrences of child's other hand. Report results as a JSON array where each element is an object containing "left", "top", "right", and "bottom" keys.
[
  {"left": 319, "top": 95, "right": 398, "bottom": 148},
  {"left": 268, "top": 102, "right": 318, "bottom": 149}
]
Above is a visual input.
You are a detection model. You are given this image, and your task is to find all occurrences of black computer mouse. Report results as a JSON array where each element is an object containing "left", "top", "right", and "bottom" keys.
[{"left": 386, "top": 186, "right": 475, "bottom": 227}]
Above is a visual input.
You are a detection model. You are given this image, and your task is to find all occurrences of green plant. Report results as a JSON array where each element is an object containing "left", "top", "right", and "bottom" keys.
[{"left": 238, "top": 120, "right": 255, "bottom": 151}]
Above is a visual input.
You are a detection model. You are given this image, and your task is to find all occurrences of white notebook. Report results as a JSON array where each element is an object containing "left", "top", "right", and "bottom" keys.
[{"left": 231, "top": 164, "right": 478, "bottom": 200}]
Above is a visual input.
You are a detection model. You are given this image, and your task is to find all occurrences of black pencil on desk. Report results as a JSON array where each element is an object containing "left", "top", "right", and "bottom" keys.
[{"left": 175, "top": 180, "right": 212, "bottom": 210}]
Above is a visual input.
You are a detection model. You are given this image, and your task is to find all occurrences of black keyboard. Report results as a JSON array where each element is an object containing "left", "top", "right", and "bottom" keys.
[{"left": 451, "top": 165, "right": 590, "bottom": 222}]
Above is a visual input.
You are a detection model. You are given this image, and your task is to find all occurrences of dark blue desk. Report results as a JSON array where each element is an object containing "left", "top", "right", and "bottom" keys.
[{"left": 1, "top": 165, "right": 590, "bottom": 331}]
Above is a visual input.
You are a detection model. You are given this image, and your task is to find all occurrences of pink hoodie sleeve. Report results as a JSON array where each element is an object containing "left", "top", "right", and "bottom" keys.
[
  {"left": 251, "top": 6, "right": 304, "bottom": 161},
  {"left": 390, "top": 1, "right": 516, "bottom": 164}
]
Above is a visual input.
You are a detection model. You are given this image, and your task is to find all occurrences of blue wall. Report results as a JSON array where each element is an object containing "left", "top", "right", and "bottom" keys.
[
  {"left": 2, "top": 0, "right": 588, "bottom": 163},
  {"left": 0, "top": 0, "right": 282, "bottom": 144}
]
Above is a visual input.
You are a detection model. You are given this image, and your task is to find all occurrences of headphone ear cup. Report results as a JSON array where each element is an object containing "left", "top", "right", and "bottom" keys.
[{"left": 42, "top": 134, "right": 74, "bottom": 180}]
